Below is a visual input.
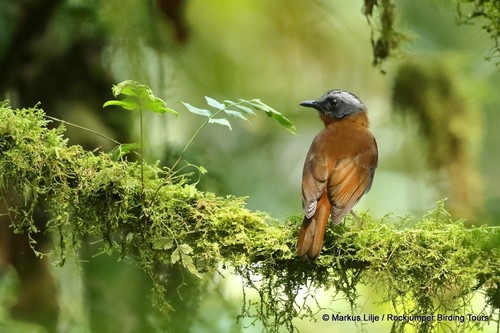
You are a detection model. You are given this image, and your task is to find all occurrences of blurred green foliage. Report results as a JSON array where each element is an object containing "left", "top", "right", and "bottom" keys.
[
  {"left": 363, "top": 0, "right": 500, "bottom": 67},
  {"left": 393, "top": 57, "right": 483, "bottom": 220}
]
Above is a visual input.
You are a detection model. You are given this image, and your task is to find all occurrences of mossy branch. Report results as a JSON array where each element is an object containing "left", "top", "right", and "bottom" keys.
[
  {"left": 0, "top": 101, "right": 498, "bottom": 333},
  {"left": 362, "top": 0, "right": 500, "bottom": 68}
]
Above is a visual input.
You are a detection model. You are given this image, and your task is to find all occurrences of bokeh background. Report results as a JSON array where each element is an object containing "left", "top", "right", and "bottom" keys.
[{"left": 0, "top": 0, "right": 498, "bottom": 332}]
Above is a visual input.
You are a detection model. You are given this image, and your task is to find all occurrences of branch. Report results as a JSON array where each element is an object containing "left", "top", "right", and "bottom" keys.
[{"left": 0, "top": 101, "right": 498, "bottom": 333}]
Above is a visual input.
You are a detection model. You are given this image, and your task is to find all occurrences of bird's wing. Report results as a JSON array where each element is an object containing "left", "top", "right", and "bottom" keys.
[
  {"left": 302, "top": 151, "right": 329, "bottom": 219},
  {"left": 327, "top": 140, "right": 378, "bottom": 224}
]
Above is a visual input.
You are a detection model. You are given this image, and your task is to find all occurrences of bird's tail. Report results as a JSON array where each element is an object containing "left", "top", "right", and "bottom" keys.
[{"left": 296, "top": 194, "right": 330, "bottom": 260}]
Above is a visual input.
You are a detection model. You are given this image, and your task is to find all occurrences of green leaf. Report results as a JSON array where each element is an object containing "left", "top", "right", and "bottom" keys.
[
  {"left": 208, "top": 118, "right": 232, "bottom": 129},
  {"left": 233, "top": 104, "right": 256, "bottom": 115},
  {"left": 171, "top": 248, "right": 180, "bottom": 264},
  {"left": 142, "top": 96, "right": 172, "bottom": 113},
  {"left": 143, "top": 97, "right": 178, "bottom": 115},
  {"left": 244, "top": 99, "right": 271, "bottom": 112},
  {"left": 269, "top": 113, "right": 297, "bottom": 134},
  {"left": 179, "top": 243, "right": 193, "bottom": 255},
  {"left": 171, "top": 244, "right": 200, "bottom": 278},
  {"left": 242, "top": 99, "right": 297, "bottom": 134},
  {"left": 224, "top": 109, "right": 248, "bottom": 121},
  {"left": 223, "top": 100, "right": 256, "bottom": 115},
  {"left": 182, "top": 102, "right": 212, "bottom": 117},
  {"left": 111, "top": 80, "right": 154, "bottom": 101},
  {"left": 205, "top": 96, "right": 225, "bottom": 110},
  {"left": 103, "top": 98, "right": 139, "bottom": 111},
  {"left": 110, "top": 143, "right": 140, "bottom": 161},
  {"left": 105, "top": 80, "right": 177, "bottom": 115},
  {"left": 111, "top": 80, "right": 142, "bottom": 97},
  {"left": 183, "top": 255, "right": 202, "bottom": 278},
  {"left": 199, "top": 166, "right": 208, "bottom": 174}
]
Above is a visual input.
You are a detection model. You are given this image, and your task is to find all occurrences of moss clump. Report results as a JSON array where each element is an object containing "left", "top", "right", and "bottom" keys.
[{"left": 241, "top": 207, "right": 499, "bottom": 333}]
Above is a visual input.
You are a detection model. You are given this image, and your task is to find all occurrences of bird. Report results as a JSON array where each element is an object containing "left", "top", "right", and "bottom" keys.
[{"left": 296, "top": 89, "right": 378, "bottom": 260}]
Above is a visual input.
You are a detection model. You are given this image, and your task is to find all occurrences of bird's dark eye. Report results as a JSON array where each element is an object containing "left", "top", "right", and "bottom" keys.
[{"left": 328, "top": 98, "right": 338, "bottom": 107}]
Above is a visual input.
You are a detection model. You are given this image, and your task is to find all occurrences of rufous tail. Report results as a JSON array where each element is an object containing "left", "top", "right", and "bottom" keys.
[{"left": 296, "top": 193, "right": 330, "bottom": 260}]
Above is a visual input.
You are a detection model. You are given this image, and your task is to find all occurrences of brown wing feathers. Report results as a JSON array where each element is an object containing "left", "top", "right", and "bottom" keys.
[
  {"left": 296, "top": 114, "right": 377, "bottom": 260},
  {"left": 296, "top": 191, "right": 331, "bottom": 259}
]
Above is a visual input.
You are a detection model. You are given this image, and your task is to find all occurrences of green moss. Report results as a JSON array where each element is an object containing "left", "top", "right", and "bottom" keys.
[{"left": 0, "top": 101, "right": 498, "bottom": 333}]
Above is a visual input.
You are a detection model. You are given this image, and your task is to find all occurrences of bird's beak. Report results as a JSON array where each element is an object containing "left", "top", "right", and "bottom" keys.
[{"left": 300, "top": 100, "right": 318, "bottom": 109}]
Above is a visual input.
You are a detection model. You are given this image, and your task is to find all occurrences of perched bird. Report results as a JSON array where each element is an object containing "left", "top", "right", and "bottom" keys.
[{"left": 296, "top": 90, "right": 378, "bottom": 260}]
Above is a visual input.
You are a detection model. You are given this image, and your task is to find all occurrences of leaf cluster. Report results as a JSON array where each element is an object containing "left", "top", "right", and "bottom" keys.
[
  {"left": 182, "top": 96, "right": 296, "bottom": 134},
  {"left": 103, "top": 80, "right": 177, "bottom": 115}
]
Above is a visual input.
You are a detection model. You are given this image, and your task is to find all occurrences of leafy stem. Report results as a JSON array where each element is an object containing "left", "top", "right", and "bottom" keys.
[
  {"left": 169, "top": 97, "right": 296, "bottom": 174},
  {"left": 169, "top": 108, "right": 225, "bottom": 174},
  {"left": 103, "top": 80, "right": 178, "bottom": 206},
  {"left": 138, "top": 98, "right": 144, "bottom": 191}
]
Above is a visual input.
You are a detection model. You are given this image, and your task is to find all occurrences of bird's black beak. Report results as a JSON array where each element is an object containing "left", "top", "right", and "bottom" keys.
[{"left": 300, "top": 100, "right": 318, "bottom": 109}]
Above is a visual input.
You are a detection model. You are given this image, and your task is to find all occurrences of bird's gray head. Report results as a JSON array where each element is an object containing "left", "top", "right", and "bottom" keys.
[{"left": 300, "top": 89, "right": 366, "bottom": 119}]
